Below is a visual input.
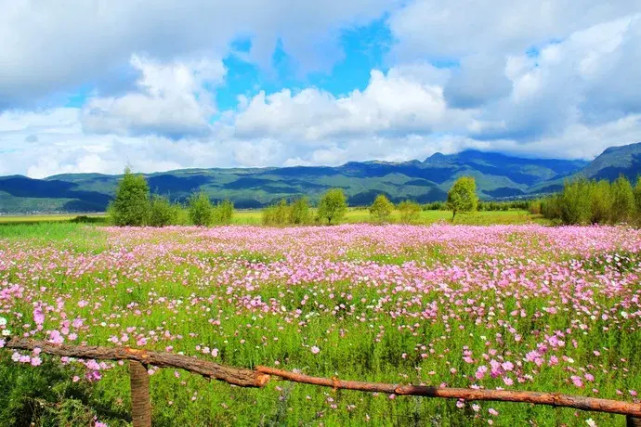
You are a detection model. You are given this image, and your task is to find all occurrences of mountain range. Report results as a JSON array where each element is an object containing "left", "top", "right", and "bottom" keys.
[{"left": 1, "top": 142, "right": 640, "bottom": 214}]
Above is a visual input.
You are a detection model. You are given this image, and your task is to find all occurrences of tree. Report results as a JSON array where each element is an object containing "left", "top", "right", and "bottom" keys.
[
  {"left": 317, "top": 188, "right": 347, "bottom": 225},
  {"left": 634, "top": 177, "right": 641, "bottom": 214},
  {"left": 213, "top": 199, "right": 234, "bottom": 225},
  {"left": 560, "top": 178, "right": 591, "bottom": 225},
  {"left": 398, "top": 200, "right": 421, "bottom": 224},
  {"left": 369, "top": 194, "right": 394, "bottom": 223},
  {"left": 188, "top": 192, "right": 214, "bottom": 226},
  {"left": 446, "top": 176, "right": 478, "bottom": 220},
  {"left": 289, "top": 197, "right": 312, "bottom": 225},
  {"left": 611, "top": 175, "right": 635, "bottom": 223},
  {"left": 148, "top": 195, "right": 177, "bottom": 227},
  {"left": 589, "top": 180, "right": 613, "bottom": 224},
  {"left": 109, "top": 168, "right": 150, "bottom": 226}
]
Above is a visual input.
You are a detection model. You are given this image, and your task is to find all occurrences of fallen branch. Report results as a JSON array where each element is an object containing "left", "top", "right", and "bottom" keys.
[
  {"left": 5, "top": 337, "right": 269, "bottom": 387},
  {"left": 257, "top": 366, "right": 641, "bottom": 417},
  {"left": 4, "top": 339, "right": 641, "bottom": 419}
]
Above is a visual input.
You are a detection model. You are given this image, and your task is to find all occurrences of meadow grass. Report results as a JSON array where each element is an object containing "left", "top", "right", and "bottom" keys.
[{"left": 0, "top": 223, "right": 638, "bottom": 426}]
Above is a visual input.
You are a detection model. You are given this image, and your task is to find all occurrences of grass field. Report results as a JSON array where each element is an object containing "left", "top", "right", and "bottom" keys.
[
  {"left": 0, "top": 222, "right": 639, "bottom": 426},
  {"left": 0, "top": 209, "right": 544, "bottom": 227}
]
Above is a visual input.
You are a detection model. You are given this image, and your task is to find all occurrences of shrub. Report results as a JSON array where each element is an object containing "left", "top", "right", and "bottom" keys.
[
  {"left": 289, "top": 197, "right": 312, "bottom": 225},
  {"left": 397, "top": 200, "right": 421, "bottom": 223},
  {"left": 148, "top": 195, "right": 177, "bottom": 227},
  {"left": 611, "top": 175, "right": 635, "bottom": 223},
  {"left": 188, "top": 192, "right": 214, "bottom": 226},
  {"left": 369, "top": 194, "right": 394, "bottom": 223},
  {"left": 213, "top": 199, "right": 234, "bottom": 225}
]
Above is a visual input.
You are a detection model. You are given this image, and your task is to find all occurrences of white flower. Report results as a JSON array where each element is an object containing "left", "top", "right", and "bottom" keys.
[
  {"left": 621, "top": 311, "right": 629, "bottom": 319},
  {"left": 2, "top": 329, "right": 11, "bottom": 337},
  {"left": 0, "top": 317, "right": 6, "bottom": 326},
  {"left": 586, "top": 418, "right": 597, "bottom": 427}
]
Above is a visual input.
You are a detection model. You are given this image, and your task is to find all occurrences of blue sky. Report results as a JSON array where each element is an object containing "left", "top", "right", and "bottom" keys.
[{"left": 0, "top": 1, "right": 640, "bottom": 177}]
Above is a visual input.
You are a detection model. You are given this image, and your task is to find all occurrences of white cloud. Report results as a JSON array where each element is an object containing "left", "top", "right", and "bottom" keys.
[
  {"left": 81, "top": 55, "right": 224, "bottom": 138},
  {"left": 0, "top": 0, "right": 395, "bottom": 106}
]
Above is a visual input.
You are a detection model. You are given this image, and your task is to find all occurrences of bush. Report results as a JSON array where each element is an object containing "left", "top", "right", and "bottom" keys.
[
  {"left": 108, "top": 168, "right": 150, "bottom": 226},
  {"left": 560, "top": 178, "right": 591, "bottom": 225},
  {"left": 213, "top": 199, "right": 234, "bottom": 225},
  {"left": 369, "top": 194, "right": 394, "bottom": 223},
  {"left": 317, "top": 189, "right": 347, "bottom": 225},
  {"left": 148, "top": 195, "right": 178, "bottom": 227},
  {"left": 611, "top": 176, "right": 635, "bottom": 223},
  {"left": 289, "top": 197, "right": 312, "bottom": 225},
  {"left": 188, "top": 192, "right": 214, "bottom": 226},
  {"left": 397, "top": 200, "right": 421, "bottom": 223}
]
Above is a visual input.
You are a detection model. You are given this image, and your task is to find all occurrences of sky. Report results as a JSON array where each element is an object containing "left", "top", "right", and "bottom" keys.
[{"left": 1, "top": 1, "right": 640, "bottom": 178}]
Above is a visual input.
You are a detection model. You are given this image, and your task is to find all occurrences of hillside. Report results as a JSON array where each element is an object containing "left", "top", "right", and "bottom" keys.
[{"left": 2, "top": 143, "right": 639, "bottom": 214}]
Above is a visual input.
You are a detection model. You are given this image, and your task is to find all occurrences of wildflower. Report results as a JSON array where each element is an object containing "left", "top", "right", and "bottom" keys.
[{"left": 311, "top": 346, "right": 320, "bottom": 354}]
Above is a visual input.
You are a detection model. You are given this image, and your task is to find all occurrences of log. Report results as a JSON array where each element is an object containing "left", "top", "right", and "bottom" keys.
[
  {"left": 256, "top": 366, "right": 641, "bottom": 417},
  {"left": 130, "top": 361, "right": 152, "bottom": 427},
  {"left": 5, "top": 337, "right": 269, "bottom": 387}
]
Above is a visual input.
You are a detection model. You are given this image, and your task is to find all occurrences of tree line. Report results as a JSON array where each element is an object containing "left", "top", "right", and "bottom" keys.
[
  {"left": 109, "top": 168, "right": 234, "bottom": 227},
  {"left": 531, "top": 176, "right": 641, "bottom": 225}
]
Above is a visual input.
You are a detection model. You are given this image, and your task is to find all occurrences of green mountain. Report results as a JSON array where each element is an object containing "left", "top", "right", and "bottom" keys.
[{"left": 3, "top": 143, "right": 639, "bottom": 214}]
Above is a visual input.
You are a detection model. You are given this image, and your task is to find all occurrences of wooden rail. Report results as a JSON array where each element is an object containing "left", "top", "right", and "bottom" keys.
[{"left": 4, "top": 338, "right": 641, "bottom": 426}]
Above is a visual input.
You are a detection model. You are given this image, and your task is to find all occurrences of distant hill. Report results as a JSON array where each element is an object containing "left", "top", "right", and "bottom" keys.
[{"left": 2, "top": 143, "right": 639, "bottom": 214}]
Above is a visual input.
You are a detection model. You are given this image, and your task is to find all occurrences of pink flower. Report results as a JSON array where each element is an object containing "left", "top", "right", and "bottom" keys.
[
  {"left": 571, "top": 376, "right": 584, "bottom": 388},
  {"left": 310, "top": 346, "right": 320, "bottom": 355},
  {"left": 488, "top": 408, "right": 499, "bottom": 416},
  {"left": 475, "top": 365, "right": 488, "bottom": 380}
]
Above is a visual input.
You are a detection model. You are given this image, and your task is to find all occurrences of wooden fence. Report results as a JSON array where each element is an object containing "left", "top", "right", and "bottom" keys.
[{"left": 4, "top": 337, "right": 641, "bottom": 426}]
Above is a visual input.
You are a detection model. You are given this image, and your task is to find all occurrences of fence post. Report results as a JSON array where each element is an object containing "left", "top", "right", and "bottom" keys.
[
  {"left": 628, "top": 416, "right": 641, "bottom": 427},
  {"left": 129, "top": 360, "right": 152, "bottom": 427}
]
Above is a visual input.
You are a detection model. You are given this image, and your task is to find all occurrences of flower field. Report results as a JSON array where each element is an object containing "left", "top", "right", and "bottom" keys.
[{"left": 1, "top": 223, "right": 641, "bottom": 426}]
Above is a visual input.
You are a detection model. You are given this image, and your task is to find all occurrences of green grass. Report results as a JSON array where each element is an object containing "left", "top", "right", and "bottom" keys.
[
  {"left": 0, "top": 209, "right": 545, "bottom": 227},
  {"left": 0, "top": 223, "right": 637, "bottom": 426}
]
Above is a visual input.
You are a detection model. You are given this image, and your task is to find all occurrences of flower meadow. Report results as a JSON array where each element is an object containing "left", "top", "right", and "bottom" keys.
[{"left": 1, "top": 223, "right": 641, "bottom": 426}]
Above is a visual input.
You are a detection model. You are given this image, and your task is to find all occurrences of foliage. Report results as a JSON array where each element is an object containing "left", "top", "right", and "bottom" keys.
[
  {"left": 610, "top": 176, "right": 635, "bottom": 223},
  {"left": 446, "top": 177, "right": 478, "bottom": 219},
  {"left": 148, "top": 195, "right": 178, "bottom": 227},
  {"left": 560, "top": 178, "right": 592, "bottom": 225},
  {"left": 317, "top": 188, "right": 347, "bottom": 225},
  {"left": 213, "top": 199, "right": 234, "bottom": 225},
  {"left": 541, "top": 175, "right": 641, "bottom": 225},
  {"left": 289, "top": 197, "right": 312, "bottom": 225},
  {"left": 188, "top": 192, "right": 214, "bottom": 226},
  {"left": 369, "top": 194, "right": 394, "bottom": 223},
  {"left": 397, "top": 200, "right": 421, "bottom": 224},
  {"left": 262, "top": 199, "right": 290, "bottom": 226},
  {"left": 108, "top": 168, "right": 150, "bottom": 226}
]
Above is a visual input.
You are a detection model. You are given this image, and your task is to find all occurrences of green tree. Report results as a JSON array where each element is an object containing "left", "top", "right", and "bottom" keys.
[
  {"left": 634, "top": 177, "right": 641, "bottom": 215},
  {"left": 148, "top": 195, "right": 177, "bottom": 227},
  {"left": 213, "top": 199, "right": 234, "bottom": 225},
  {"left": 317, "top": 188, "right": 347, "bottom": 225},
  {"left": 108, "top": 168, "right": 150, "bottom": 226},
  {"left": 398, "top": 200, "right": 421, "bottom": 224},
  {"left": 560, "top": 178, "right": 592, "bottom": 225},
  {"left": 369, "top": 194, "right": 394, "bottom": 223},
  {"left": 188, "top": 192, "right": 214, "bottom": 226},
  {"left": 289, "top": 197, "right": 312, "bottom": 225},
  {"left": 446, "top": 176, "right": 478, "bottom": 220},
  {"left": 589, "top": 180, "right": 613, "bottom": 224},
  {"left": 611, "top": 175, "right": 635, "bottom": 223},
  {"left": 262, "top": 199, "right": 289, "bottom": 225}
]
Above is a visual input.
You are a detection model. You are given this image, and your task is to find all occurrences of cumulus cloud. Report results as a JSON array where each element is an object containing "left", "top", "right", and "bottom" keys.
[
  {"left": 1, "top": 1, "right": 641, "bottom": 177},
  {"left": 0, "top": 0, "right": 395, "bottom": 106},
  {"left": 81, "top": 55, "right": 224, "bottom": 138},
  {"left": 234, "top": 65, "right": 463, "bottom": 141}
]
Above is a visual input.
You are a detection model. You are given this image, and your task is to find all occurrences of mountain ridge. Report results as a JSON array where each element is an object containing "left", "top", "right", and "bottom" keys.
[{"left": 1, "top": 143, "right": 640, "bottom": 214}]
